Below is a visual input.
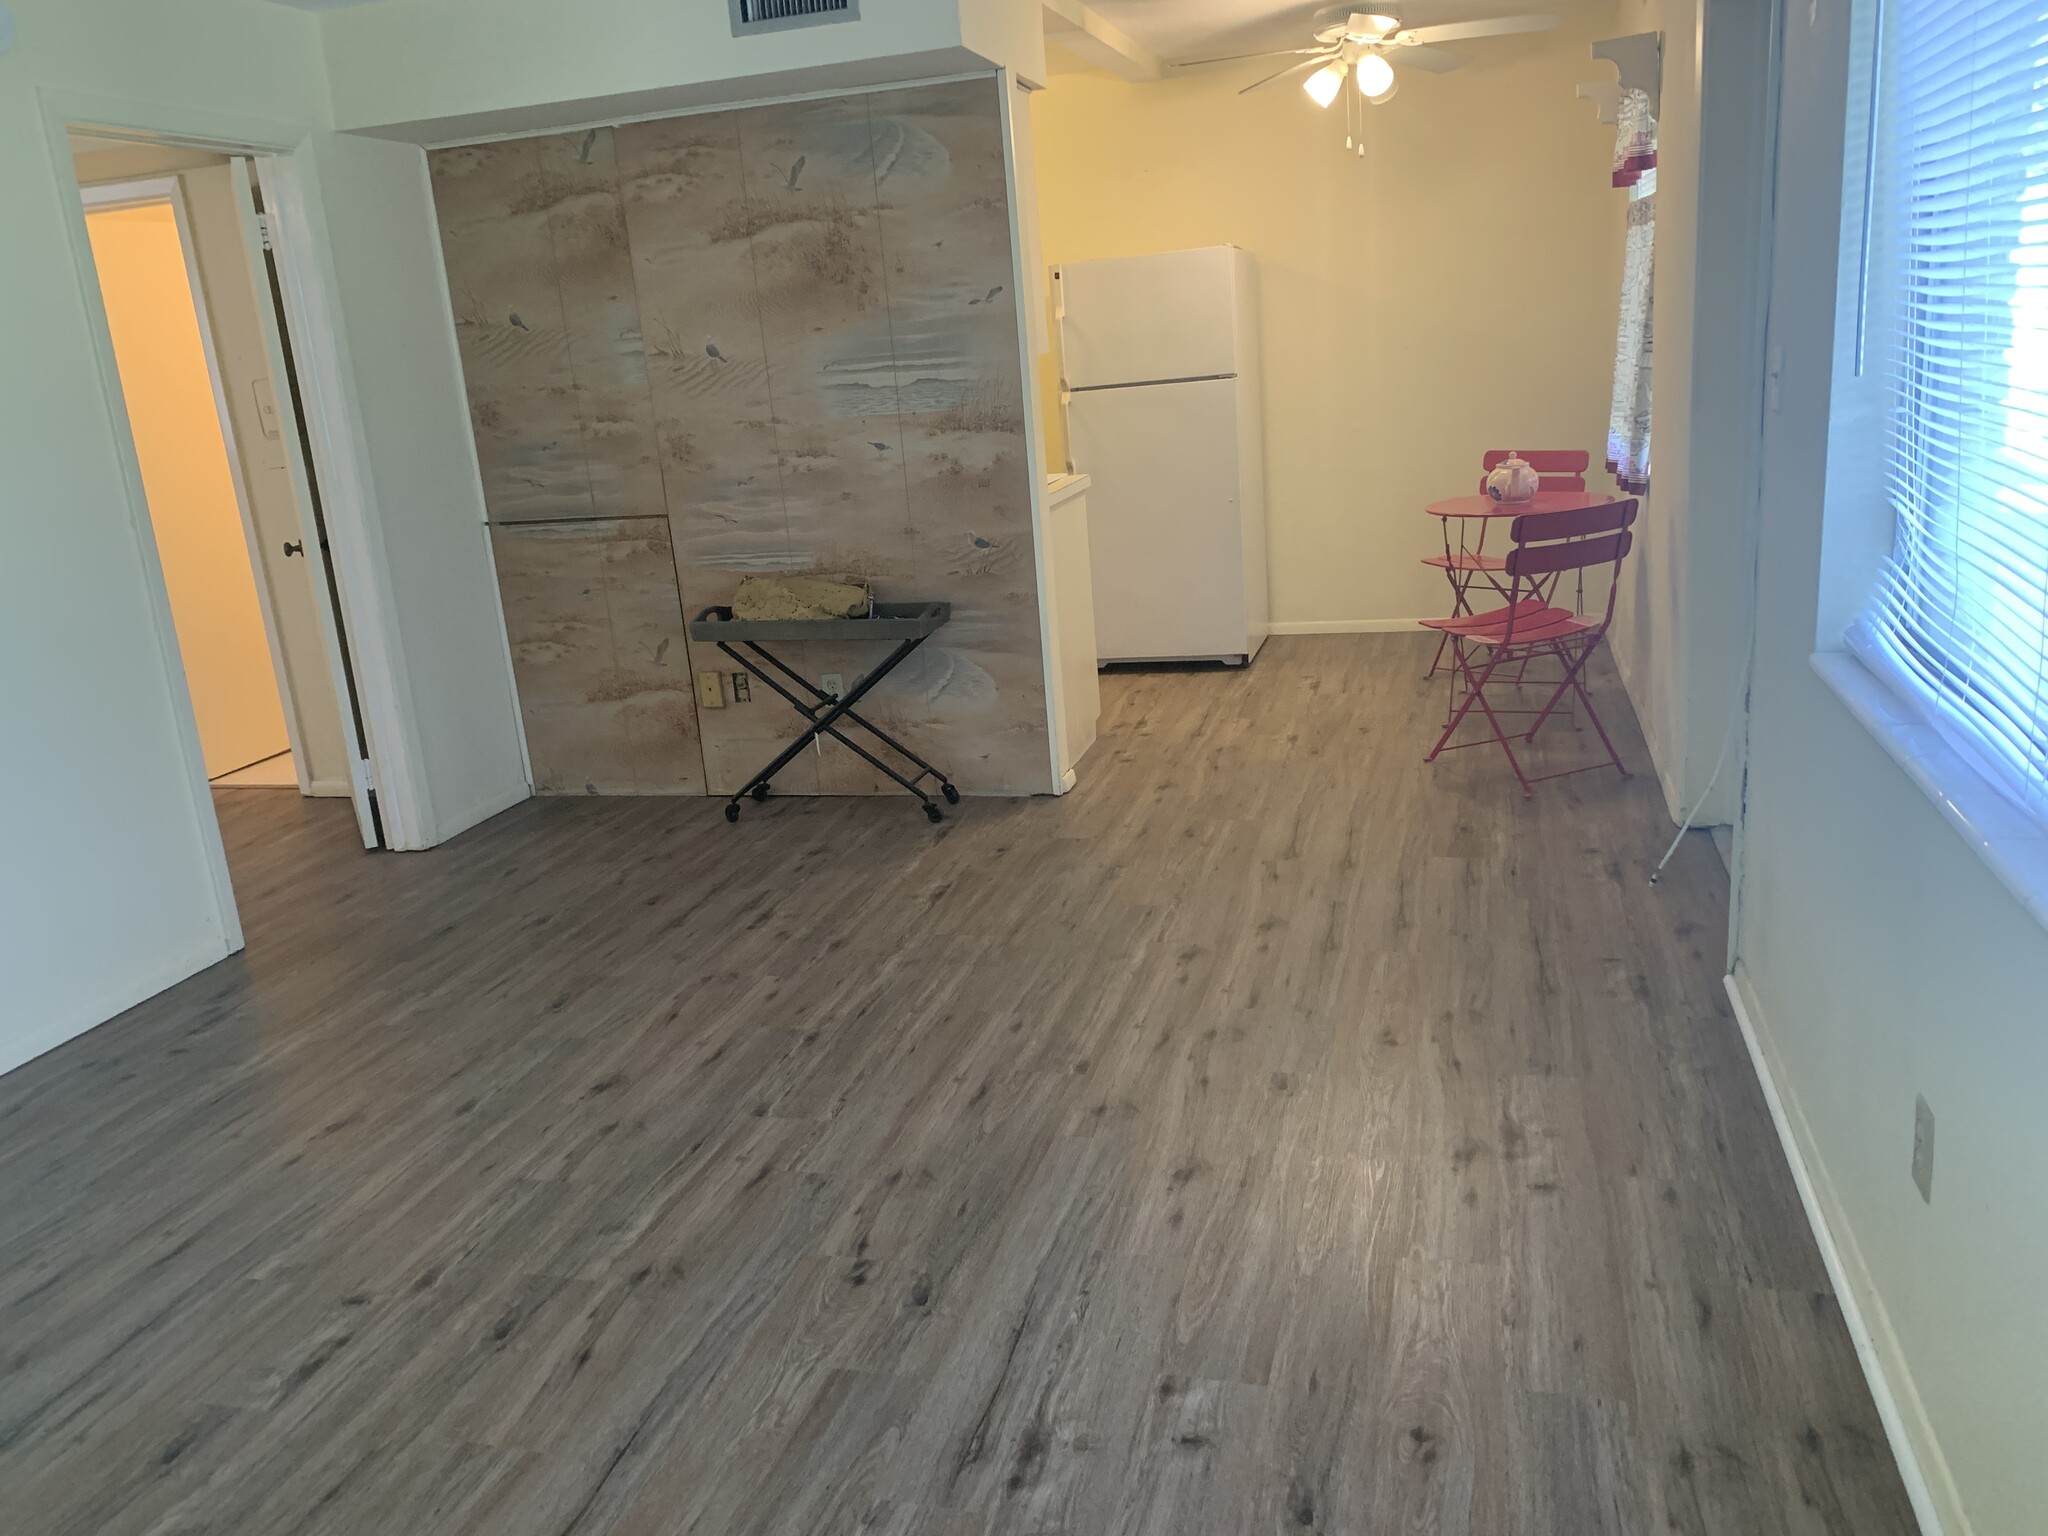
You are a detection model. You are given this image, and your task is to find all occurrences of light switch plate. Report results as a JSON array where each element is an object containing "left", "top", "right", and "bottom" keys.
[{"left": 252, "top": 377, "right": 283, "bottom": 439}]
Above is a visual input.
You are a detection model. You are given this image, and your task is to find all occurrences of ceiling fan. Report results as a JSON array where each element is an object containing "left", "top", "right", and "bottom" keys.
[{"left": 1188, "top": 7, "right": 1563, "bottom": 109}]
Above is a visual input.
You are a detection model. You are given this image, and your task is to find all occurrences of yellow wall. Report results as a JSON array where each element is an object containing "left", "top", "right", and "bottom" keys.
[
  {"left": 86, "top": 202, "right": 290, "bottom": 779},
  {"left": 1030, "top": 10, "right": 1628, "bottom": 627}
]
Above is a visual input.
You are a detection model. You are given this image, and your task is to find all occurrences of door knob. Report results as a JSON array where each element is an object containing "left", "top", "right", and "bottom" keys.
[{"left": 282, "top": 540, "right": 304, "bottom": 558}]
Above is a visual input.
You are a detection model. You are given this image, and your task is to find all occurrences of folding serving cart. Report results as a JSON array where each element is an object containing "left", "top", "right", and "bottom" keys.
[{"left": 688, "top": 602, "right": 960, "bottom": 823}]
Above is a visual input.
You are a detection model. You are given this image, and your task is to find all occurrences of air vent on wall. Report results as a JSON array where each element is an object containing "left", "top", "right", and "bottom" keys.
[{"left": 729, "top": 0, "right": 858, "bottom": 36}]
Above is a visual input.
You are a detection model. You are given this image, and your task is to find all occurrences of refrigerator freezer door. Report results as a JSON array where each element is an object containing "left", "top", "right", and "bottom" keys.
[
  {"left": 1070, "top": 377, "right": 1251, "bottom": 663},
  {"left": 1059, "top": 247, "right": 1245, "bottom": 389}
]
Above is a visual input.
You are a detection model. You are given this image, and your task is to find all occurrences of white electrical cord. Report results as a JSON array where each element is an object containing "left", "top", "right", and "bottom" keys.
[{"left": 1648, "top": 706, "right": 1733, "bottom": 883}]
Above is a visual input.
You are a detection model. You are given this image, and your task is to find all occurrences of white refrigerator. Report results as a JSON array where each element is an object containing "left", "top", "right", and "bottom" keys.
[{"left": 1055, "top": 246, "right": 1269, "bottom": 666}]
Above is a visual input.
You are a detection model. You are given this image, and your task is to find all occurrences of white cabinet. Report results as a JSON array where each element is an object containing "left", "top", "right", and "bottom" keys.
[{"left": 1041, "top": 473, "right": 1099, "bottom": 789}]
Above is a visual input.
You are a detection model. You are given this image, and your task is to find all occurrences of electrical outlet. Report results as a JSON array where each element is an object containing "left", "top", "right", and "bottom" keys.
[
  {"left": 731, "top": 674, "right": 751, "bottom": 703},
  {"left": 820, "top": 672, "right": 844, "bottom": 699},
  {"left": 1912, "top": 1095, "right": 1935, "bottom": 1203},
  {"left": 695, "top": 671, "right": 726, "bottom": 710}
]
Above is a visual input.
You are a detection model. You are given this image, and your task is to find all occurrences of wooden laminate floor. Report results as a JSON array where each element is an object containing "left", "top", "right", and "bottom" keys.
[{"left": 0, "top": 637, "right": 1915, "bottom": 1535}]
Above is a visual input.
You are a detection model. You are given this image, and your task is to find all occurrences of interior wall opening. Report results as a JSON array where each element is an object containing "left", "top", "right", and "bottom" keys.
[{"left": 70, "top": 131, "right": 383, "bottom": 864}]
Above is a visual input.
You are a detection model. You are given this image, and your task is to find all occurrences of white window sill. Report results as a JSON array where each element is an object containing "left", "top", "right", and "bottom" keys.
[{"left": 1810, "top": 650, "right": 2048, "bottom": 932}]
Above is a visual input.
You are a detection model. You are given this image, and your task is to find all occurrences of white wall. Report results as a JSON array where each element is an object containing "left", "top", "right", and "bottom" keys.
[
  {"left": 317, "top": 0, "right": 1040, "bottom": 141},
  {"left": 960, "top": 0, "right": 1048, "bottom": 86},
  {"left": 1735, "top": 1, "right": 2048, "bottom": 1531},
  {"left": 0, "top": 0, "right": 329, "bottom": 1074},
  {"left": 1606, "top": 0, "right": 1774, "bottom": 828}
]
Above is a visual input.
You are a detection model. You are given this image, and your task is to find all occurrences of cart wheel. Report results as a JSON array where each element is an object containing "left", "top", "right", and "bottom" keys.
[
  {"left": 924, "top": 803, "right": 944, "bottom": 824},
  {"left": 751, "top": 783, "right": 771, "bottom": 802},
  {"left": 941, "top": 783, "right": 960, "bottom": 805},
  {"left": 724, "top": 802, "right": 741, "bottom": 823}
]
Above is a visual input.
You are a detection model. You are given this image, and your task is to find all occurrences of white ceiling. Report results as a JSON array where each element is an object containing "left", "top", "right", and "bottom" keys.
[{"left": 1083, "top": 0, "right": 1592, "bottom": 65}]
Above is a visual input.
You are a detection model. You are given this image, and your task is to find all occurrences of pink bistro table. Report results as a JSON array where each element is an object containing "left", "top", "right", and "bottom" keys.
[
  {"left": 1424, "top": 490, "right": 1619, "bottom": 522},
  {"left": 1423, "top": 491, "right": 1618, "bottom": 672}
]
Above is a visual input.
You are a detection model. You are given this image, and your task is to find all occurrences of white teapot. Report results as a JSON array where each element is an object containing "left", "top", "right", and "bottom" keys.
[{"left": 1486, "top": 454, "right": 1541, "bottom": 503}]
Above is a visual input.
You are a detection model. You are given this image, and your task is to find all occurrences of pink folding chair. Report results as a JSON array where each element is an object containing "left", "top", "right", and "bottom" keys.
[
  {"left": 1424, "top": 449, "right": 1593, "bottom": 677},
  {"left": 1420, "top": 498, "right": 1638, "bottom": 796}
]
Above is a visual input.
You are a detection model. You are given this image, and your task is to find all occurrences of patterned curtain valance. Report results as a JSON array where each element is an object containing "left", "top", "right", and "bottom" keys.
[
  {"left": 1613, "top": 87, "right": 1658, "bottom": 188},
  {"left": 1606, "top": 89, "right": 1657, "bottom": 494},
  {"left": 1606, "top": 196, "right": 1655, "bottom": 494}
]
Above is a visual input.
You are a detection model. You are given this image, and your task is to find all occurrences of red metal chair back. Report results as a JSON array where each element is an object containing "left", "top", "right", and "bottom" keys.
[
  {"left": 1507, "top": 495, "right": 1637, "bottom": 550},
  {"left": 1496, "top": 498, "right": 1638, "bottom": 645},
  {"left": 1478, "top": 448, "right": 1591, "bottom": 494}
]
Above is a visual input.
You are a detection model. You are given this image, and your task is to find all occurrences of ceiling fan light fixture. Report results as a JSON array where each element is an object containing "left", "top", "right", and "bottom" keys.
[
  {"left": 1355, "top": 52, "right": 1396, "bottom": 98},
  {"left": 1303, "top": 61, "right": 1347, "bottom": 107}
]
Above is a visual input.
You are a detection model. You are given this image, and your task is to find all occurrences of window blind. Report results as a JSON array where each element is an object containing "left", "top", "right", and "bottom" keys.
[{"left": 1848, "top": 0, "right": 2048, "bottom": 826}]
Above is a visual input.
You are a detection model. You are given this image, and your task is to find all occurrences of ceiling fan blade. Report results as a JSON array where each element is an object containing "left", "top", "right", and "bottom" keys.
[
  {"left": 1392, "top": 44, "right": 1467, "bottom": 74},
  {"left": 1395, "top": 14, "right": 1561, "bottom": 46},
  {"left": 1183, "top": 45, "right": 1336, "bottom": 68},
  {"left": 1238, "top": 53, "right": 1339, "bottom": 94}
]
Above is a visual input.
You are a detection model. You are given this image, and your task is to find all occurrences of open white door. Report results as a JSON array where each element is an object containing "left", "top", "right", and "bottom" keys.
[{"left": 228, "top": 157, "right": 382, "bottom": 847}]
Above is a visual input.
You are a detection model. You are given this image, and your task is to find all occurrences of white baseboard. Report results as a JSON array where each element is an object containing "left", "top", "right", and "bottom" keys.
[
  {"left": 400, "top": 777, "right": 531, "bottom": 851},
  {"left": 1723, "top": 968, "right": 1965, "bottom": 1536},
  {"left": 0, "top": 937, "right": 236, "bottom": 1079},
  {"left": 1267, "top": 618, "right": 1427, "bottom": 636}
]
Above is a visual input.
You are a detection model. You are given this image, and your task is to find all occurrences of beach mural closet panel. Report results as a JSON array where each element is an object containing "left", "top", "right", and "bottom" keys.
[{"left": 428, "top": 77, "right": 1051, "bottom": 798}]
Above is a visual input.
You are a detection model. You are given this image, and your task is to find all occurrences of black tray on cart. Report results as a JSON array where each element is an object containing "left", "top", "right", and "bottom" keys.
[{"left": 687, "top": 601, "right": 951, "bottom": 644}]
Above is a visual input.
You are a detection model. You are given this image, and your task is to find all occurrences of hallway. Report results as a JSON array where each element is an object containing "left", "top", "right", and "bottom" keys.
[{"left": 0, "top": 636, "right": 1914, "bottom": 1534}]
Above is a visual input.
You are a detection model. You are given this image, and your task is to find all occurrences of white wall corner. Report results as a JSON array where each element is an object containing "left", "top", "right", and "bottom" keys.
[
  {"left": 1040, "top": 0, "right": 1165, "bottom": 82},
  {"left": 1591, "top": 31, "right": 1665, "bottom": 118}
]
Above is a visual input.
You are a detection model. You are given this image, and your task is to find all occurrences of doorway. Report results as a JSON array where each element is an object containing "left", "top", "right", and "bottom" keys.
[{"left": 71, "top": 134, "right": 383, "bottom": 850}]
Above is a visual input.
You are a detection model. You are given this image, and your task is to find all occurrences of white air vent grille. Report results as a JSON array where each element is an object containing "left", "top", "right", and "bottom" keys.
[{"left": 730, "top": 0, "right": 857, "bottom": 35}]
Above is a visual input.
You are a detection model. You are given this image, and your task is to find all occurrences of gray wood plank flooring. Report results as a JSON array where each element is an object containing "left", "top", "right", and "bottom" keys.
[{"left": 0, "top": 636, "right": 1915, "bottom": 1534}]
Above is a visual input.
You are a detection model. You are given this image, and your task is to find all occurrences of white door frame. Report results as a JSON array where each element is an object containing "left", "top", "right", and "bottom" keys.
[
  {"left": 42, "top": 88, "right": 438, "bottom": 954},
  {"left": 228, "top": 156, "right": 384, "bottom": 840},
  {"left": 78, "top": 173, "right": 321, "bottom": 800},
  {"left": 247, "top": 152, "right": 426, "bottom": 848}
]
